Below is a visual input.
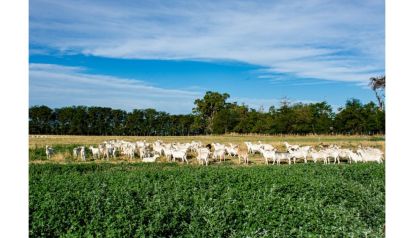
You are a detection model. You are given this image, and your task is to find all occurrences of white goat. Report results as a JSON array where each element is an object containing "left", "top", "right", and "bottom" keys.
[
  {"left": 244, "top": 142, "right": 252, "bottom": 153},
  {"left": 80, "top": 146, "right": 86, "bottom": 161},
  {"left": 73, "top": 147, "right": 82, "bottom": 158},
  {"left": 338, "top": 148, "right": 353, "bottom": 164},
  {"left": 163, "top": 148, "right": 173, "bottom": 161},
  {"left": 289, "top": 146, "right": 310, "bottom": 164},
  {"left": 153, "top": 142, "right": 164, "bottom": 155},
  {"left": 100, "top": 144, "right": 110, "bottom": 160},
  {"left": 349, "top": 151, "right": 363, "bottom": 163},
  {"left": 89, "top": 146, "right": 100, "bottom": 159},
  {"left": 213, "top": 149, "right": 226, "bottom": 162},
  {"left": 357, "top": 148, "right": 383, "bottom": 163},
  {"left": 274, "top": 152, "right": 291, "bottom": 165},
  {"left": 260, "top": 149, "right": 276, "bottom": 165},
  {"left": 98, "top": 144, "right": 106, "bottom": 157},
  {"left": 45, "top": 145, "right": 54, "bottom": 159},
  {"left": 309, "top": 148, "right": 328, "bottom": 164},
  {"left": 244, "top": 142, "right": 261, "bottom": 154},
  {"left": 125, "top": 146, "right": 135, "bottom": 159},
  {"left": 324, "top": 148, "right": 340, "bottom": 164},
  {"left": 172, "top": 149, "right": 188, "bottom": 164},
  {"left": 196, "top": 148, "right": 210, "bottom": 166}
]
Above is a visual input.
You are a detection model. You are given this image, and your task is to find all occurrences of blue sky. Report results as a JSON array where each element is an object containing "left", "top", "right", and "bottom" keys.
[{"left": 29, "top": 0, "right": 384, "bottom": 114}]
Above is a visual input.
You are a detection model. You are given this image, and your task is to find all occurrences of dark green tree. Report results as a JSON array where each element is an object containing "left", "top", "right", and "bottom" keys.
[
  {"left": 29, "top": 105, "right": 54, "bottom": 134},
  {"left": 334, "top": 99, "right": 366, "bottom": 134},
  {"left": 193, "top": 91, "right": 230, "bottom": 134}
]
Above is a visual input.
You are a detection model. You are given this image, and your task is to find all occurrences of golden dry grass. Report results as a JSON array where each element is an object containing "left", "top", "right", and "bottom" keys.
[{"left": 29, "top": 134, "right": 384, "bottom": 150}]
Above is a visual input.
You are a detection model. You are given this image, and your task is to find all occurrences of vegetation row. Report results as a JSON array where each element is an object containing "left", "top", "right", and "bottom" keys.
[{"left": 30, "top": 91, "right": 385, "bottom": 136}]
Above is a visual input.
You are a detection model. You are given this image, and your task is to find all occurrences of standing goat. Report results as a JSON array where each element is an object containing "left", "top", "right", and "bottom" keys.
[
  {"left": 196, "top": 148, "right": 210, "bottom": 166},
  {"left": 80, "top": 146, "right": 86, "bottom": 161},
  {"left": 45, "top": 145, "right": 54, "bottom": 159},
  {"left": 89, "top": 146, "right": 100, "bottom": 159},
  {"left": 238, "top": 151, "right": 249, "bottom": 165}
]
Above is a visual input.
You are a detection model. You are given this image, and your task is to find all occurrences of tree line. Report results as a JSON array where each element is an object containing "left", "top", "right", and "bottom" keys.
[{"left": 29, "top": 91, "right": 385, "bottom": 136}]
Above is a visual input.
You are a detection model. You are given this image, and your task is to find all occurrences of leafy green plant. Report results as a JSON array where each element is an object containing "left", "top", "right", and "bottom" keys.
[{"left": 29, "top": 163, "right": 385, "bottom": 237}]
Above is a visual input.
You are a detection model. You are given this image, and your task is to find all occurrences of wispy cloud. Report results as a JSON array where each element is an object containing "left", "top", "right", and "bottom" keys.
[
  {"left": 30, "top": 0, "right": 384, "bottom": 83},
  {"left": 29, "top": 63, "right": 202, "bottom": 114}
]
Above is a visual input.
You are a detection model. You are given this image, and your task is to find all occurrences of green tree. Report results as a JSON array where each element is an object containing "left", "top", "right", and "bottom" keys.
[
  {"left": 362, "top": 102, "right": 385, "bottom": 134},
  {"left": 125, "top": 109, "right": 145, "bottom": 135},
  {"left": 29, "top": 105, "right": 54, "bottom": 134},
  {"left": 111, "top": 109, "right": 127, "bottom": 135},
  {"left": 309, "top": 102, "right": 334, "bottom": 134},
  {"left": 193, "top": 91, "right": 230, "bottom": 134},
  {"left": 334, "top": 99, "right": 366, "bottom": 134},
  {"left": 274, "top": 100, "right": 296, "bottom": 134}
]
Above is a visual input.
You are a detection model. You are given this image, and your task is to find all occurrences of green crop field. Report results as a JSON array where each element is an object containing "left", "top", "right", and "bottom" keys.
[{"left": 29, "top": 163, "right": 385, "bottom": 237}]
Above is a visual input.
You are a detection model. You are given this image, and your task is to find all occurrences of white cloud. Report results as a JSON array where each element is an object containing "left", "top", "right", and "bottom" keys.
[
  {"left": 30, "top": 0, "right": 385, "bottom": 83},
  {"left": 29, "top": 63, "right": 202, "bottom": 114},
  {"left": 30, "top": 63, "right": 330, "bottom": 114}
]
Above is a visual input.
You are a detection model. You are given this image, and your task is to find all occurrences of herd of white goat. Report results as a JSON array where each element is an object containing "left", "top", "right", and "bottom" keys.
[{"left": 44, "top": 140, "right": 384, "bottom": 165}]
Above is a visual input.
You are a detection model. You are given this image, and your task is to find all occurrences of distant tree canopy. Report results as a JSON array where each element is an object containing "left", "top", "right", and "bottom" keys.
[{"left": 29, "top": 92, "right": 385, "bottom": 136}]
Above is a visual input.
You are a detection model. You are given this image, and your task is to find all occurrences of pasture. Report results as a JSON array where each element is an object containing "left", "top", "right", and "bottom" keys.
[
  {"left": 29, "top": 135, "right": 385, "bottom": 237},
  {"left": 29, "top": 134, "right": 384, "bottom": 165}
]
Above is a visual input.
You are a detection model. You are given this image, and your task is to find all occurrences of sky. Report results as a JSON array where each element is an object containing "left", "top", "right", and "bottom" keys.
[{"left": 29, "top": 0, "right": 385, "bottom": 114}]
